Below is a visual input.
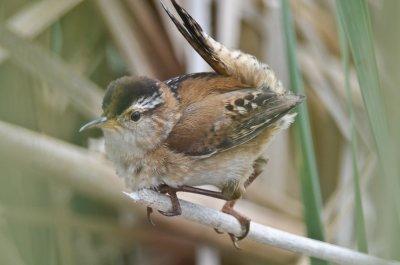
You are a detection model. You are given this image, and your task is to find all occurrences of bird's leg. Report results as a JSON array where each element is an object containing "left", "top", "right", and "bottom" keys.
[
  {"left": 164, "top": 184, "right": 249, "bottom": 249},
  {"left": 157, "top": 185, "right": 182, "bottom": 217},
  {"left": 157, "top": 184, "right": 230, "bottom": 216},
  {"left": 147, "top": 158, "right": 266, "bottom": 247},
  {"left": 217, "top": 157, "right": 268, "bottom": 248},
  {"left": 244, "top": 158, "right": 267, "bottom": 187},
  {"left": 220, "top": 200, "right": 250, "bottom": 249},
  {"left": 175, "top": 185, "right": 229, "bottom": 200},
  {"left": 146, "top": 185, "right": 180, "bottom": 224}
]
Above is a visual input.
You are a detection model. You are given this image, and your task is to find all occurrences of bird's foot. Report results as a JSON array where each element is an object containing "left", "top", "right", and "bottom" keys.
[
  {"left": 157, "top": 185, "right": 182, "bottom": 217},
  {"left": 148, "top": 184, "right": 251, "bottom": 249},
  {"left": 215, "top": 200, "right": 250, "bottom": 249},
  {"left": 146, "top": 185, "right": 182, "bottom": 225}
]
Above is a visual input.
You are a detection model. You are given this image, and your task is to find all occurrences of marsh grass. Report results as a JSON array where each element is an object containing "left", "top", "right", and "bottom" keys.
[
  {"left": 282, "top": 1, "right": 327, "bottom": 264},
  {"left": 335, "top": 2, "right": 368, "bottom": 253},
  {"left": 336, "top": 0, "right": 400, "bottom": 256}
]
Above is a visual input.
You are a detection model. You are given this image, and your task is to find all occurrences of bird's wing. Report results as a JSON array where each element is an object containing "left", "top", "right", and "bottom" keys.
[
  {"left": 161, "top": 0, "right": 286, "bottom": 94},
  {"left": 165, "top": 72, "right": 250, "bottom": 108},
  {"left": 166, "top": 87, "right": 303, "bottom": 158}
]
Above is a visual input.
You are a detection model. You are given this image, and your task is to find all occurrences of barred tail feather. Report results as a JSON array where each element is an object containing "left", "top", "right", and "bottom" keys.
[{"left": 161, "top": 0, "right": 286, "bottom": 94}]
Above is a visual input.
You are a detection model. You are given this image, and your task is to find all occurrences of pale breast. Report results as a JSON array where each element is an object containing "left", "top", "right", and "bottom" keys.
[{"left": 185, "top": 153, "right": 254, "bottom": 188}]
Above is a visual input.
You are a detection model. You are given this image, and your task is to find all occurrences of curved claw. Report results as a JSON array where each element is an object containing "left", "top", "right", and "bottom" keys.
[
  {"left": 216, "top": 199, "right": 251, "bottom": 249},
  {"left": 147, "top": 207, "right": 155, "bottom": 226},
  {"left": 213, "top": 217, "right": 250, "bottom": 249},
  {"left": 228, "top": 234, "right": 241, "bottom": 250},
  {"left": 158, "top": 209, "right": 181, "bottom": 217},
  {"left": 214, "top": 217, "right": 250, "bottom": 239},
  {"left": 225, "top": 217, "right": 250, "bottom": 249},
  {"left": 213, "top": 228, "right": 224, "bottom": 234}
]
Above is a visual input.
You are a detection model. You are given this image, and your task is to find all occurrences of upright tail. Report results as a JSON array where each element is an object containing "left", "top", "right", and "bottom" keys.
[{"left": 160, "top": 0, "right": 286, "bottom": 94}]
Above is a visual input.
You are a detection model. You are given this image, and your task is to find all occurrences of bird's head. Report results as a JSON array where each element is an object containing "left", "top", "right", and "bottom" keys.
[{"left": 80, "top": 76, "right": 180, "bottom": 153}]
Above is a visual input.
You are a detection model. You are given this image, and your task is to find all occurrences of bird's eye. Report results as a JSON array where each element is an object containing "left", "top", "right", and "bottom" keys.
[{"left": 130, "top": 111, "right": 141, "bottom": 122}]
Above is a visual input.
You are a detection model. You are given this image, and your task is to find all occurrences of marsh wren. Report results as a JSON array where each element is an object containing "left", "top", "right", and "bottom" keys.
[{"left": 80, "top": 0, "right": 304, "bottom": 247}]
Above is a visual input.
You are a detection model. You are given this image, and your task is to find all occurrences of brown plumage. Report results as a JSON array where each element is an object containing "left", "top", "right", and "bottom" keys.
[
  {"left": 80, "top": 0, "right": 304, "bottom": 248},
  {"left": 165, "top": 73, "right": 300, "bottom": 157}
]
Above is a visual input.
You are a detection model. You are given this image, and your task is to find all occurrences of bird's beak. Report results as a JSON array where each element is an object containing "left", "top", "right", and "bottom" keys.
[{"left": 79, "top": 116, "right": 108, "bottom": 132}]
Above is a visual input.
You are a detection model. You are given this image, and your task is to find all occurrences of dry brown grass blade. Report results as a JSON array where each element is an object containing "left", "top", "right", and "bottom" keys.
[
  {"left": 126, "top": 0, "right": 182, "bottom": 78},
  {"left": 154, "top": 0, "right": 186, "bottom": 64},
  {"left": 95, "top": 0, "right": 155, "bottom": 76}
]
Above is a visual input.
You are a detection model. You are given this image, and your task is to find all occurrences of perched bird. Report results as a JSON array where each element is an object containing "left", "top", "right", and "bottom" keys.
[{"left": 80, "top": 0, "right": 304, "bottom": 247}]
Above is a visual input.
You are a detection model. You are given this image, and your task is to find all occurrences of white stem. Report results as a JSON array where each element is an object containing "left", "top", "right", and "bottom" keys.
[
  {"left": 185, "top": 0, "right": 212, "bottom": 73},
  {"left": 126, "top": 189, "right": 399, "bottom": 265}
]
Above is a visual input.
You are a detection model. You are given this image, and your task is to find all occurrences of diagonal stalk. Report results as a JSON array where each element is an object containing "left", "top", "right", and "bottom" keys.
[
  {"left": 335, "top": 3, "right": 369, "bottom": 253},
  {"left": 281, "top": 1, "right": 327, "bottom": 264}
]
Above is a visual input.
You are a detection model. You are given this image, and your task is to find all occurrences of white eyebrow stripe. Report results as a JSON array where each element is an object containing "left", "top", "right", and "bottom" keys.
[{"left": 131, "top": 92, "right": 164, "bottom": 111}]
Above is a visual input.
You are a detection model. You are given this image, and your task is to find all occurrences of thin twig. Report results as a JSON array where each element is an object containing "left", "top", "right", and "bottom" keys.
[{"left": 127, "top": 189, "right": 399, "bottom": 265}]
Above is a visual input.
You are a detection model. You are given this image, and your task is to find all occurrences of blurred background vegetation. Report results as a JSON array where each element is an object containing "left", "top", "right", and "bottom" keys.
[{"left": 0, "top": 0, "right": 399, "bottom": 264}]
